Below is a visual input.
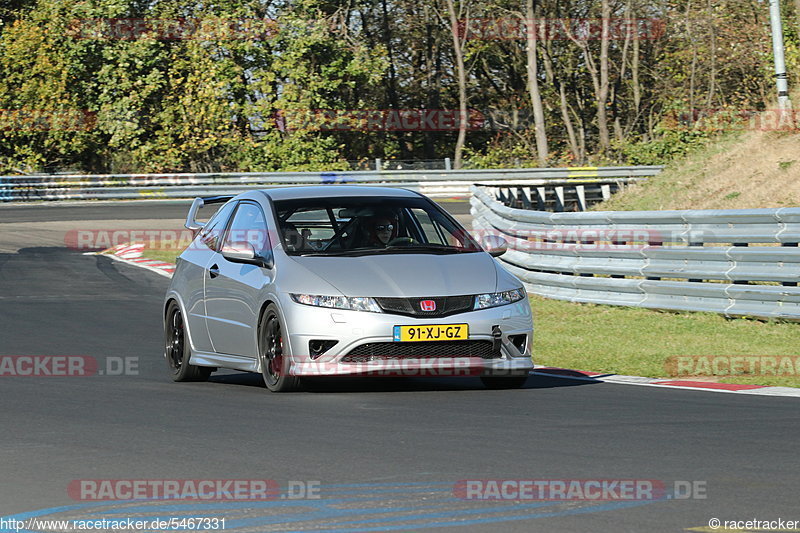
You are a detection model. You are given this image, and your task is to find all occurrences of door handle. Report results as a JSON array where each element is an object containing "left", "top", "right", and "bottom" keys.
[{"left": 208, "top": 264, "right": 219, "bottom": 278}]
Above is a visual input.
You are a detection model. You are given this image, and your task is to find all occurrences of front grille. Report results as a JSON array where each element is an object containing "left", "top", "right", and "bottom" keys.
[
  {"left": 341, "top": 341, "right": 498, "bottom": 362},
  {"left": 374, "top": 295, "right": 474, "bottom": 318}
]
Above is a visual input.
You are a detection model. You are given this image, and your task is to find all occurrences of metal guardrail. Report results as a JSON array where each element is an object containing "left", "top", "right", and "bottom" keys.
[
  {"left": 471, "top": 185, "right": 800, "bottom": 320},
  {"left": 0, "top": 166, "right": 662, "bottom": 202},
  {"left": 476, "top": 179, "right": 647, "bottom": 212}
]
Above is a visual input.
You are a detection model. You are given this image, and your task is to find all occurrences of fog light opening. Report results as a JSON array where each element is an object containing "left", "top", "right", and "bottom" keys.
[
  {"left": 509, "top": 334, "right": 527, "bottom": 354},
  {"left": 309, "top": 340, "right": 338, "bottom": 360}
]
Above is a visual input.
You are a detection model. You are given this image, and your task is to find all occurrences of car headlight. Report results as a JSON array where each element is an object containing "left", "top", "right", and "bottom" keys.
[
  {"left": 290, "top": 294, "right": 382, "bottom": 313},
  {"left": 474, "top": 288, "right": 526, "bottom": 310}
]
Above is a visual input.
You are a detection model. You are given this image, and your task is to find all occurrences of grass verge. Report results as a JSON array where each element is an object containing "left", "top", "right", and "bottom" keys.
[
  {"left": 531, "top": 295, "right": 800, "bottom": 388},
  {"left": 599, "top": 128, "right": 800, "bottom": 211}
]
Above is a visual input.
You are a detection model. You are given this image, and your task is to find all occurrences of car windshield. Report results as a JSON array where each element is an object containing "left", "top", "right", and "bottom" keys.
[{"left": 273, "top": 196, "right": 482, "bottom": 256}]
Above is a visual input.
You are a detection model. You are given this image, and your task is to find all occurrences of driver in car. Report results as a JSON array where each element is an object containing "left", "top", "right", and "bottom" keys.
[{"left": 366, "top": 216, "right": 398, "bottom": 247}]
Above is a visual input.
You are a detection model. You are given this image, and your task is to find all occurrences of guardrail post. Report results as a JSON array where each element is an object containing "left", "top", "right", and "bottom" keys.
[
  {"left": 554, "top": 186, "right": 565, "bottom": 212},
  {"left": 506, "top": 187, "right": 518, "bottom": 207},
  {"left": 496, "top": 188, "right": 508, "bottom": 204},
  {"left": 575, "top": 185, "right": 587, "bottom": 211},
  {"left": 601, "top": 184, "right": 611, "bottom": 202},
  {"left": 520, "top": 187, "right": 533, "bottom": 209},
  {"left": 535, "top": 187, "right": 547, "bottom": 210}
]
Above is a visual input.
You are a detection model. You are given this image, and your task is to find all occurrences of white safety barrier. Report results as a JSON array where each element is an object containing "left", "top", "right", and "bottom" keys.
[
  {"left": 0, "top": 166, "right": 660, "bottom": 202},
  {"left": 471, "top": 185, "right": 800, "bottom": 320}
]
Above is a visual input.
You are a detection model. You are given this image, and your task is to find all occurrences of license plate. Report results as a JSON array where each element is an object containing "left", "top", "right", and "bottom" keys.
[{"left": 393, "top": 324, "right": 469, "bottom": 342}]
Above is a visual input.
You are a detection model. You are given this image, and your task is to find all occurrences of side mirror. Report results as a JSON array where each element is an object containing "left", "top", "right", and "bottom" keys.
[
  {"left": 221, "top": 242, "right": 273, "bottom": 268},
  {"left": 482, "top": 235, "right": 508, "bottom": 257}
]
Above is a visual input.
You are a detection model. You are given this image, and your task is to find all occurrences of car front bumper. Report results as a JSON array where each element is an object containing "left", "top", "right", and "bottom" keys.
[{"left": 278, "top": 295, "right": 534, "bottom": 377}]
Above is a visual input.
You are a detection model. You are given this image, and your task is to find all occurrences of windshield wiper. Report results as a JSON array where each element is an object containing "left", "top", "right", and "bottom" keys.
[
  {"left": 299, "top": 251, "right": 359, "bottom": 257},
  {"left": 298, "top": 248, "right": 379, "bottom": 257},
  {"left": 298, "top": 244, "right": 479, "bottom": 257},
  {"left": 378, "top": 244, "right": 477, "bottom": 254}
]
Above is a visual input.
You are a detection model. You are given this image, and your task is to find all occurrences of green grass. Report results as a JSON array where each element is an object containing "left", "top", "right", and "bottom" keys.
[
  {"left": 531, "top": 295, "right": 800, "bottom": 387},
  {"left": 597, "top": 132, "right": 746, "bottom": 212},
  {"left": 138, "top": 246, "right": 181, "bottom": 264}
]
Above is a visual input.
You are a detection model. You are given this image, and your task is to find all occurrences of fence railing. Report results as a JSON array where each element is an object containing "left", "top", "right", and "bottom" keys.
[
  {"left": 471, "top": 185, "right": 800, "bottom": 320},
  {"left": 0, "top": 166, "right": 661, "bottom": 202}
]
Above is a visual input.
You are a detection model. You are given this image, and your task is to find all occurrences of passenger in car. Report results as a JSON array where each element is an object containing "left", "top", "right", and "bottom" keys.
[{"left": 282, "top": 222, "right": 314, "bottom": 251}]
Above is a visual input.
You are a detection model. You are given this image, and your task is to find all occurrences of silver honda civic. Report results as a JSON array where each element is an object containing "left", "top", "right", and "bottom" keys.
[{"left": 163, "top": 186, "right": 534, "bottom": 392}]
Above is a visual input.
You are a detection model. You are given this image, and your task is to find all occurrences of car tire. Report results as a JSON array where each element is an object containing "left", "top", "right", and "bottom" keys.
[
  {"left": 165, "top": 301, "right": 212, "bottom": 382},
  {"left": 480, "top": 375, "right": 529, "bottom": 390},
  {"left": 258, "top": 304, "right": 300, "bottom": 392}
]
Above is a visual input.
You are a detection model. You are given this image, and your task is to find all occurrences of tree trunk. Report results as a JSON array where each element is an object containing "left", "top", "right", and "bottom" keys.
[
  {"left": 445, "top": 0, "right": 467, "bottom": 169},
  {"left": 596, "top": 0, "right": 611, "bottom": 153},
  {"left": 705, "top": 0, "right": 717, "bottom": 106},
  {"left": 381, "top": 0, "right": 408, "bottom": 158},
  {"left": 525, "top": 0, "right": 548, "bottom": 165},
  {"left": 686, "top": 0, "right": 698, "bottom": 119},
  {"left": 631, "top": 16, "right": 641, "bottom": 117},
  {"left": 611, "top": 0, "right": 632, "bottom": 143},
  {"left": 542, "top": 41, "right": 580, "bottom": 162}
]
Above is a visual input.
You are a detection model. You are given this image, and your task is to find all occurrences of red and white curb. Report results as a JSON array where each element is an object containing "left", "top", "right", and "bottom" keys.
[
  {"left": 86, "top": 244, "right": 799, "bottom": 398},
  {"left": 535, "top": 366, "right": 800, "bottom": 398},
  {"left": 88, "top": 242, "right": 176, "bottom": 278}
]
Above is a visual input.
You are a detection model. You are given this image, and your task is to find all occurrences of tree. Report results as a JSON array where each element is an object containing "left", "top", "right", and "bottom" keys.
[
  {"left": 0, "top": 0, "right": 116, "bottom": 172},
  {"left": 524, "top": 0, "right": 549, "bottom": 164},
  {"left": 443, "top": 0, "right": 470, "bottom": 168}
]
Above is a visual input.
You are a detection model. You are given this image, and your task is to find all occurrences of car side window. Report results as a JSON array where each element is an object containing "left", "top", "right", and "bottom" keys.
[
  {"left": 199, "top": 201, "right": 236, "bottom": 251},
  {"left": 283, "top": 208, "right": 334, "bottom": 251},
  {"left": 223, "top": 202, "right": 270, "bottom": 255}
]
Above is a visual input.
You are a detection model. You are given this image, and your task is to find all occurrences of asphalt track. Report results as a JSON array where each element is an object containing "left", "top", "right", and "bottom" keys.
[{"left": 0, "top": 201, "right": 798, "bottom": 533}]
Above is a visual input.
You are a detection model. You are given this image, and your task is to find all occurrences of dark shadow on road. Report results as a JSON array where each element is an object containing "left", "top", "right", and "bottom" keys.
[{"left": 207, "top": 370, "right": 600, "bottom": 393}]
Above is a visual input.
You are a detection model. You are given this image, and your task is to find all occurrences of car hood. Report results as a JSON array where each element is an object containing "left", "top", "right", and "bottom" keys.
[{"left": 285, "top": 252, "right": 499, "bottom": 297}]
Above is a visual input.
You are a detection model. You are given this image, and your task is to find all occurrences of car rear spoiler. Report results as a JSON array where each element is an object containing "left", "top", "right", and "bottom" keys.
[{"left": 185, "top": 195, "right": 234, "bottom": 231}]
